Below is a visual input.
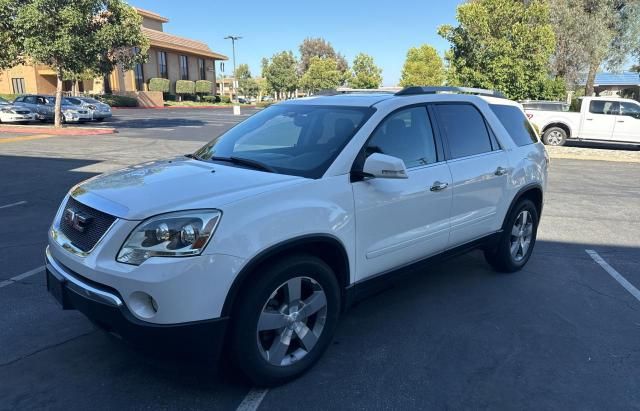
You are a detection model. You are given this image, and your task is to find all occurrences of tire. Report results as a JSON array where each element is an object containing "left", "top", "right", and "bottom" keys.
[
  {"left": 230, "top": 254, "right": 341, "bottom": 386},
  {"left": 95, "top": 118, "right": 104, "bottom": 122},
  {"left": 484, "top": 199, "right": 539, "bottom": 273},
  {"left": 542, "top": 127, "right": 567, "bottom": 146}
]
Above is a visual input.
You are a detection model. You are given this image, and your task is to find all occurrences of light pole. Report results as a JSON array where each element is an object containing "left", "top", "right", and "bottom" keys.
[{"left": 224, "top": 35, "right": 242, "bottom": 103}]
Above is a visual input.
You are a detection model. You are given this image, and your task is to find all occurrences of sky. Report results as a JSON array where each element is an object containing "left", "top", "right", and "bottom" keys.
[{"left": 127, "top": 0, "right": 465, "bottom": 86}]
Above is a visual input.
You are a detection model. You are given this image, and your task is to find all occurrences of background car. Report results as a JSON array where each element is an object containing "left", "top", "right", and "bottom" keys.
[
  {"left": 520, "top": 100, "right": 569, "bottom": 112},
  {"left": 70, "top": 97, "right": 112, "bottom": 122},
  {"left": 13, "top": 95, "right": 92, "bottom": 123},
  {"left": 0, "top": 96, "right": 34, "bottom": 123}
]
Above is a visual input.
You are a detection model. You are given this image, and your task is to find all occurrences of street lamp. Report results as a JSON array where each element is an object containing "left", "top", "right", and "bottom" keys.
[{"left": 224, "top": 35, "right": 242, "bottom": 103}]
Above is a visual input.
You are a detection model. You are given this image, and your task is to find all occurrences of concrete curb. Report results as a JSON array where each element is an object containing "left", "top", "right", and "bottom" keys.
[
  {"left": 546, "top": 146, "right": 640, "bottom": 164},
  {"left": 0, "top": 125, "right": 117, "bottom": 135}
]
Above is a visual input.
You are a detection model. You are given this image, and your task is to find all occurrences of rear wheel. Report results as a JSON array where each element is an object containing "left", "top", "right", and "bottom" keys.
[
  {"left": 485, "top": 199, "right": 539, "bottom": 273},
  {"left": 542, "top": 127, "right": 567, "bottom": 146},
  {"left": 230, "top": 254, "right": 340, "bottom": 386}
]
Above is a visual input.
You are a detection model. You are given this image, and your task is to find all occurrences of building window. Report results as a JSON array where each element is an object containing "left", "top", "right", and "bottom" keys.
[
  {"left": 158, "top": 51, "right": 168, "bottom": 79},
  {"left": 11, "top": 78, "right": 25, "bottom": 94},
  {"left": 134, "top": 63, "right": 145, "bottom": 91},
  {"left": 180, "top": 55, "right": 189, "bottom": 80},
  {"left": 198, "top": 58, "right": 206, "bottom": 80}
]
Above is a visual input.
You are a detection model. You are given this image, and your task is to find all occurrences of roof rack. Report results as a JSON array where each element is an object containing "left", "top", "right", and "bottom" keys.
[{"left": 395, "top": 86, "right": 506, "bottom": 99}]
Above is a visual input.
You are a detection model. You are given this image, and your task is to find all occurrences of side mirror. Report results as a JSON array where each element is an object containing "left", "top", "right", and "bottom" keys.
[{"left": 362, "top": 153, "right": 408, "bottom": 179}]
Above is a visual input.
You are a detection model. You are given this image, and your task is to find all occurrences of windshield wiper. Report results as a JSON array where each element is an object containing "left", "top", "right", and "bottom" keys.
[
  {"left": 208, "top": 156, "right": 277, "bottom": 173},
  {"left": 185, "top": 153, "right": 201, "bottom": 160}
]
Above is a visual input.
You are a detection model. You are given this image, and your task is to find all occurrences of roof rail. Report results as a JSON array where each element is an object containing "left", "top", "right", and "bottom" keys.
[
  {"left": 315, "top": 87, "right": 400, "bottom": 96},
  {"left": 395, "top": 86, "right": 506, "bottom": 99}
]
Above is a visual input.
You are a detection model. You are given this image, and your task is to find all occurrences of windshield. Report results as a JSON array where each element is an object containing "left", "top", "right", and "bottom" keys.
[
  {"left": 81, "top": 98, "right": 101, "bottom": 104},
  {"left": 194, "top": 104, "right": 373, "bottom": 178}
]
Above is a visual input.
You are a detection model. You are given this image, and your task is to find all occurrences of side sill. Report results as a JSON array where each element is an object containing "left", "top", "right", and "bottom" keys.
[{"left": 344, "top": 232, "right": 501, "bottom": 309}]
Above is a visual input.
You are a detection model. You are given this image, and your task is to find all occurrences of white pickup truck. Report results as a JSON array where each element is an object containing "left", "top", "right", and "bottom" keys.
[{"left": 526, "top": 97, "right": 640, "bottom": 146}]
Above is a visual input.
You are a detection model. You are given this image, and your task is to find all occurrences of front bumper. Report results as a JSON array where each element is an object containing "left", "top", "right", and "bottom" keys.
[
  {"left": 45, "top": 247, "right": 229, "bottom": 356},
  {"left": 0, "top": 114, "right": 34, "bottom": 122}
]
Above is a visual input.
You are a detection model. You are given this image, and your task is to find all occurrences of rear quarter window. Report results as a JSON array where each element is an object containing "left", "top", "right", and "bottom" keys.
[{"left": 489, "top": 104, "right": 538, "bottom": 146}]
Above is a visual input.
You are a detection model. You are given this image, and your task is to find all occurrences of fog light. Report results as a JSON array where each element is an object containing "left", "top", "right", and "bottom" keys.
[{"left": 129, "top": 291, "right": 158, "bottom": 319}]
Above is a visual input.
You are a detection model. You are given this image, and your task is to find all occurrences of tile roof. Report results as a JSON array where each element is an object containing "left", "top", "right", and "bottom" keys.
[
  {"left": 142, "top": 27, "right": 228, "bottom": 60},
  {"left": 578, "top": 71, "right": 640, "bottom": 86},
  {"left": 134, "top": 7, "right": 169, "bottom": 23}
]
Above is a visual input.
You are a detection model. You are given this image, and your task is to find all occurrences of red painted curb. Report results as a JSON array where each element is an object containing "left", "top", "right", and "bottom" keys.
[{"left": 0, "top": 126, "right": 116, "bottom": 135}]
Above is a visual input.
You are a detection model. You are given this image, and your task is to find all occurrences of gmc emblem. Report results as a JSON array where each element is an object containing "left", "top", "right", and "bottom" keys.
[{"left": 63, "top": 208, "right": 92, "bottom": 233}]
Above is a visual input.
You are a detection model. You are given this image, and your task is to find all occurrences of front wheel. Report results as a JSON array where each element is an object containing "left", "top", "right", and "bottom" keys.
[
  {"left": 230, "top": 254, "right": 340, "bottom": 386},
  {"left": 542, "top": 127, "right": 567, "bottom": 146},
  {"left": 485, "top": 199, "right": 539, "bottom": 273}
]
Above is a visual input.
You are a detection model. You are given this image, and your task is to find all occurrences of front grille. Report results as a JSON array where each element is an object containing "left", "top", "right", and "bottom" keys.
[
  {"left": 15, "top": 110, "right": 30, "bottom": 115},
  {"left": 59, "top": 197, "right": 116, "bottom": 252},
  {"left": 78, "top": 110, "right": 87, "bottom": 114}
]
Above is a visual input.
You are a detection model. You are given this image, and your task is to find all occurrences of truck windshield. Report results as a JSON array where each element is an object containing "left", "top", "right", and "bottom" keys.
[{"left": 193, "top": 104, "right": 373, "bottom": 178}]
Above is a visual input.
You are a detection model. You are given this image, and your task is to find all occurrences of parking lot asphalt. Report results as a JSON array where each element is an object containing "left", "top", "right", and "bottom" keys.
[{"left": 1, "top": 108, "right": 639, "bottom": 410}]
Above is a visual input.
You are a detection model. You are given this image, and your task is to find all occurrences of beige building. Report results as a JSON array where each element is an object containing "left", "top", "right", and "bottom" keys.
[{"left": 0, "top": 7, "right": 227, "bottom": 97}]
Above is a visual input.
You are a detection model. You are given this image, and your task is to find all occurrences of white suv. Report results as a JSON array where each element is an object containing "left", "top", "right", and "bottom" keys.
[{"left": 46, "top": 87, "right": 548, "bottom": 386}]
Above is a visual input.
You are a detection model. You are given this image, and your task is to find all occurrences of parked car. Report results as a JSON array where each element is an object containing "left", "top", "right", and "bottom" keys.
[
  {"left": 520, "top": 100, "right": 569, "bottom": 113},
  {"left": 68, "top": 97, "right": 112, "bottom": 121},
  {"left": 45, "top": 86, "right": 548, "bottom": 386},
  {"left": 0, "top": 96, "right": 34, "bottom": 123},
  {"left": 526, "top": 97, "right": 640, "bottom": 146},
  {"left": 238, "top": 97, "right": 250, "bottom": 104},
  {"left": 13, "top": 95, "right": 92, "bottom": 123}
]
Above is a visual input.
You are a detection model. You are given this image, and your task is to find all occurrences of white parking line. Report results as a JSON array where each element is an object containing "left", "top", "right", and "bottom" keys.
[
  {"left": 236, "top": 388, "right": 269, "bottom": 411},
  {"left": 586, "top": 249, "right": 640, "bottom": 302},
  {"left": 0, "top": 266, "right": 45, "bottom": 288},
  {"left": 0, "top": 200, "right": 27, "bottom": 210}
]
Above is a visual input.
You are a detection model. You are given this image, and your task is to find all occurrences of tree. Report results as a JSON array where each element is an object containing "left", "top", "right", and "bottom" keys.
[
  {"left": 0, "top": 0, "right": 24, "bottom": 70},
  {"left": 299, "top": 37, "right": 348, "bottom": 74},
  {"left": 556, "top": 0, "right": 640, "bottom": 96},
  {"left": 299, "top": 57, "right": 342, "bottom": 93},
  {"left": 632, "top": 64, "right": 640, "bottom": 72},
  {"left": 348, "top": 53, "right": 383, "bottom": 89},
  {"left": 399, "top": 45, "right": 445, "bottom": 87},
  {"left": 263, "top": 51, "right": 299, "bottom": 99},
  {"left": 235, "top": 64, "right": 259, "bottom": 98},
  {"left": 439, "top": 0, "right": 564, "bottom": 101},
  {"left": 12, "top": 0, "right": 148, "bottom": 127}
]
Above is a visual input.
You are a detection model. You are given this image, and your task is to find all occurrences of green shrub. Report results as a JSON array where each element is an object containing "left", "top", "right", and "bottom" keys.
[
  {"left": 195, "top": 80, "right": 212, "bottom": 95},
  {"left": 201, "top": 95, "right": 218, "bottom": 103},
  {"left": 221, "top": 95, "right": 231, "bottom": 104},
  {"left": 164, "top": 94, "right": 177, "bottom": 101},
  {"left": 0, "top": 93, "right": 20, "bottom": 102},
  {"left": 176, "top": 80, "right": 195, "bottom": 95},
  {"left": 88, "top": 94, "right": 138, "bottom": 107},
  {"left": 148, "top": 78, "right": 170, "bottom": 93}
]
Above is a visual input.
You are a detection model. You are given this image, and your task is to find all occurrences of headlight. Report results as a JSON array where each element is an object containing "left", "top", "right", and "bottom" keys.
[
  {"left": 116, "top": 210, "right": 221, "bottom": 265},
  {"left": 1, "top": 108, "right": 14, "bottom": 114},
  {"left": 88, "top": 105, "right": 97, "bottom": 110}
]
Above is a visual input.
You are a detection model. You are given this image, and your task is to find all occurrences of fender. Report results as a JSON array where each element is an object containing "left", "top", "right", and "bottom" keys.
[
  {"left": 502, "top": 183, "right": 544, "bottom": 229},
  {"left": 220, "top": 234, "right": 350, "bottom": 317}
]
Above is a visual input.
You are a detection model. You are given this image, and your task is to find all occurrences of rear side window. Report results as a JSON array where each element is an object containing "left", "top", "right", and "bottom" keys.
[
  {"left": 434, "top": 104, "right": 493, "bottom": 159},
  {"left": 589, "top": 100, "right": 619, "bottom": 115},
  {"left": 490, "top": 104, "right": 538, "bottom": 146}
]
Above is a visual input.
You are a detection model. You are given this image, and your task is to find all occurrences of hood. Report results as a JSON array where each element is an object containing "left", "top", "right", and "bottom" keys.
[{"left": 71, "top": 157, "right": 306, "bottom": 220}]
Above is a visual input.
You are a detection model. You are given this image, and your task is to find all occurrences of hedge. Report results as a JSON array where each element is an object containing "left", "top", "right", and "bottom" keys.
[
  {"left": 87, "top": 94, "right": 138, "bottom": 107},
  {"left": 176, "top": 80, "right": 195, "bottom": 95},
  {"left": 148, "top": 78, "right": 170, "bottom": 93},
  {"left": 202, "top": 95, "right": 220, "bottom": 103},
  {"left": 0, "top": 94, "right": 20, "bottom": 102},
  {"left": 195, "top": 80, "right": 212, "bottom": 95},
  {"left": 220, "top": 95, "right": 231, "bottom": 104}
]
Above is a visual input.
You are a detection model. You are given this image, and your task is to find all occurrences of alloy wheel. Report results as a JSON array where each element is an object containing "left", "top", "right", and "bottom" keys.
[
  {"left": 510, "top": 210, "right": 534, "bottom": 262},
  {"left": 256, "top": 276, "right": 328, "bottom": 366},
  {"left": 547, "top": 130, "right": 563, "bottom": 145}
]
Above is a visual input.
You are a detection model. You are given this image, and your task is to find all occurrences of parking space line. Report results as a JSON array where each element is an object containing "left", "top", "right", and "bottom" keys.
[
  {"left": 236, "top": 388, "right": 269, "bottom": 411},
  {"left": 0, "top": 200, "right": 27, "bottom": 210},
  {"left": 0, "top": 266, "right": 45, "bottom": 288},
  {"left": 586, "top": 250, "right": 640, "bottom": 302},
  {"left": 0, "top": 134, "right": 55, "bottom": 144}
]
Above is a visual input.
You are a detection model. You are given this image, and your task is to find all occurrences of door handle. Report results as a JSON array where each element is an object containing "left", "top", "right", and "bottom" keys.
[
  {"left": 495, "top": 166, "right": 509, "bottom": 176},
  {"left": 430, "top": 181, "right": 449, "bottom": 192},
  {"left": 586, "top": 118, "right": 594, "bottom": 121},
  {"left": 617, "top": 120, "right": 625, "bottom": 123}
]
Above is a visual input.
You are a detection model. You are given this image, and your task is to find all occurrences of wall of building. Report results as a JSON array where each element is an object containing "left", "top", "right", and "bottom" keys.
[{"left": 141, "top": 17, "right": 163, "bottom": 32}]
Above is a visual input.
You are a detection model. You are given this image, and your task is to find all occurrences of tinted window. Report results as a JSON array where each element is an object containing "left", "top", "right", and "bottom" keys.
[
  {"left": 24, "top": 96, "right": 36, "bottom": 104},
  {"left": 620, "top": 101, "right": 640, "bottom": 119},
  {"left": 589, "top": 100, "right": 619, "bottom": 115},
  {"left": 435, "top": 104, "right": 493, "bottom": 159},
  {"left": 490, "top": 104, "right": 538, "bottom": 146},
  {"left": 366, "top": 107, "right": 437, "bottom": 168},
  {"left": 194, "top": 105, "right": 372, "bottom": 178}
]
